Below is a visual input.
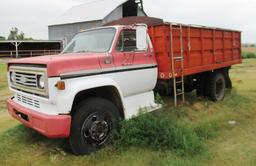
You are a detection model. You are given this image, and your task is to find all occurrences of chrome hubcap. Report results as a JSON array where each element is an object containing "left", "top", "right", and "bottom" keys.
[{"left": 82, "top": 112, "right": 112, "bottom": 146}]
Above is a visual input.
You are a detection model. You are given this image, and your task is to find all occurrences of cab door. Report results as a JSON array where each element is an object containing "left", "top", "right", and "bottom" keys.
[
  {"left": 112, "top": 28, "right": 157, "bottom": 98},
  {"left": 113, "top": 29, "right": 136, "bottom": 67}
]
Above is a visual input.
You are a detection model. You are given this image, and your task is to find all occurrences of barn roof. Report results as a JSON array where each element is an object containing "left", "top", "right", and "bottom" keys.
[{"left": 49, "top": 0, "right": 129, "bottom": 26}]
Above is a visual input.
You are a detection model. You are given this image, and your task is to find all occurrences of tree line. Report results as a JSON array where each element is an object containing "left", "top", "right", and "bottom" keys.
[
  {"left": 243, "top": 44, "right": 256, "bottom": 47},
  {"left": 0, "top": 27, "right": 33, "bottom": 41}
]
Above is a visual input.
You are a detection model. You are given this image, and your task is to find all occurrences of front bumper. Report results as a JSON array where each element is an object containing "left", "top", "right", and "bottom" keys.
[{"left": 7, "top": 98, "right": 71, "bottom": 138}]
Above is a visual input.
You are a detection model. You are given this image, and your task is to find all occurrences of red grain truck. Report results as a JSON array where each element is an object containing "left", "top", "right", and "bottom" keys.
[
  {"left": 150, "top": 22, "right": 241, "bottom": 104},
  {"left": 7, "top": 16, "right": 241, "bottom": 155}
]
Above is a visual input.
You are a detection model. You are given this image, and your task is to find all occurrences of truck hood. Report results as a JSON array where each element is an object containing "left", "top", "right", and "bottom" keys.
[{"left": 8, "top": 53, "right": 104, "bottom": 77}]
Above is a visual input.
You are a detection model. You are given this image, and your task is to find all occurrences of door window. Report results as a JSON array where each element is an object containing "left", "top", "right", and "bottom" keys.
[{"left": 116, "top": 30, "right": 137, "bottom": 52}]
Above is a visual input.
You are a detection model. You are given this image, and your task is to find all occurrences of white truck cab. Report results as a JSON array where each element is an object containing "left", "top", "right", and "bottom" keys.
[{"left": 7, "top": 25, "right": 160, "bottom": 155}]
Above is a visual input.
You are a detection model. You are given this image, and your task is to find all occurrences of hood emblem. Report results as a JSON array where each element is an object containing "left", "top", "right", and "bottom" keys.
[{"left": 19, "top": 75, "right": 27, "bottom": 84}]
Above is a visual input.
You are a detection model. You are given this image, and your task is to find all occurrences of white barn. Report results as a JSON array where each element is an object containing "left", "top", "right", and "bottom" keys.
[{"left": 48, "top": 0, "right": 146, "bottom": 45}]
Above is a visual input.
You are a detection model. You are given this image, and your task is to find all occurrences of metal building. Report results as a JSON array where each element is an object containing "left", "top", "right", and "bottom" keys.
[{"left": 48, "top": 0, "right": 146, "bottom": 45}]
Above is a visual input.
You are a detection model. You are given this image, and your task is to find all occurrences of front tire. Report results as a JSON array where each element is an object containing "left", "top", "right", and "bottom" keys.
[{"left": 69, "top": 98, "right": 120, "bottom": 155}]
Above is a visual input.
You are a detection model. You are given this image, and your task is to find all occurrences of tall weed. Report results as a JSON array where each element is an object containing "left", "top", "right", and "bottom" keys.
[{"left": 116, "top": 114, "right": 203, "bottom": 156}]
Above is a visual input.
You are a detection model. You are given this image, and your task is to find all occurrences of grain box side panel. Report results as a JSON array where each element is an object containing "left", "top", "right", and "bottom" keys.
[{"left": 149, "top": 25, "right": 172, "bottom": 79}]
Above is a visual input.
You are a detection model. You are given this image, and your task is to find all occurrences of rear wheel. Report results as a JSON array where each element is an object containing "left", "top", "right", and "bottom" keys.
[
  {"left": 69, "top": 98, "right": 120, "bottom": 155},
  {"left": 207, "top": 72, "right": 226, "bottom": 101}
]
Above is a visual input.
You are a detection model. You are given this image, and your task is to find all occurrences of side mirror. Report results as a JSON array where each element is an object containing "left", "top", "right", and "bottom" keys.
[{"left": 136, "top": 24, "right": 148, "bottom": 51}]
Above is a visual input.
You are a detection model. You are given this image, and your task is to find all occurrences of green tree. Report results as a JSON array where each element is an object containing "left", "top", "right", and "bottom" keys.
[{"left": 7, "top": 27, "right": 33, "bottom": 40}]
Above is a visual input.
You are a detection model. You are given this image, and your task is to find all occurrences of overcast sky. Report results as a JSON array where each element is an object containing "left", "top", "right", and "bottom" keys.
[{"left": 0, "top": 0, "right": 255, "bottom": 43}]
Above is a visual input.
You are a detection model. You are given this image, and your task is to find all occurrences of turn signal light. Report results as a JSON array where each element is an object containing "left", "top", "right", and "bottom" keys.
[{"left": 55, "top": 81, "right": 65, "bottom": 90}]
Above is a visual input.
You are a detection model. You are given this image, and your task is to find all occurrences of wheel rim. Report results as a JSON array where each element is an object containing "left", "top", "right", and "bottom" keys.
[
  {"left": 81, "top": 112, "right": 112, "bottom": 146},
  {"left": 216, "top": 78, "right": 225, "bottom": 99}
]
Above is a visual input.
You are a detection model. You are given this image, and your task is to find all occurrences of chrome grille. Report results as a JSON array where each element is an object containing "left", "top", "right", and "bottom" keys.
[
  {"left": 14, "top": 72, "right": 37, "bottom": 88},
  {"left": 9, "top": 66, "right": 48, "bottom": 97},
  {"left": 17, "top": 94, "right": 40, "bottom": 109}
]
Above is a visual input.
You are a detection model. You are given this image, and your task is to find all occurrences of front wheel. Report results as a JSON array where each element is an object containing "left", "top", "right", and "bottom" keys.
[
  {"left": 69, "top": 98, "right": 120, "bottom": 155},
  {"left": 207, "top": 72, "right": 226, "bottom": 101}
]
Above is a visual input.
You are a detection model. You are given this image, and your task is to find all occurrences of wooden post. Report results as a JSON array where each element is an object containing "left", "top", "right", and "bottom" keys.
[
  {"left": 11, "top": 41, "right": 21, "bottom": 58},
  {"left": 15, "top": 41, "right": 18, "bottom": 58}
]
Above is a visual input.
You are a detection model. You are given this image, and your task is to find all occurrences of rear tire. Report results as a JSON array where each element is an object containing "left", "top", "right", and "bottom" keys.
[
  {"left": 69, "top": 98, "right": 120, "bottom": 155},
  {"left": 207, "top": 72, "right": 226, "bottom": 101}
]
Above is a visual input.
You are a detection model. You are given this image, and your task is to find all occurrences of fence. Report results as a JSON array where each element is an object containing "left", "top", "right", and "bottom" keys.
[{"left": 0, "top": 50, "right": 61, "bottom": 58}]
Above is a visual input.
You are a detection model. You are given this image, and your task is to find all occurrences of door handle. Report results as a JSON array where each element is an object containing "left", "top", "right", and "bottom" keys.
[{"left": 104, "top": 59, "right": 112, "bottom": 64}]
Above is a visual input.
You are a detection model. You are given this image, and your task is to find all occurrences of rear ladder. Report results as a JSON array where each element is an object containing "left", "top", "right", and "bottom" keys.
[{"left": 170, "top": 24, "right": 185, "bottom": 107}]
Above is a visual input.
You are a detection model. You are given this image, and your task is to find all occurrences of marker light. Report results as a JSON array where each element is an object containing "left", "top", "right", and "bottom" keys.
[{"left": 55, "top": 81, "right": 65, "bottom": 90}]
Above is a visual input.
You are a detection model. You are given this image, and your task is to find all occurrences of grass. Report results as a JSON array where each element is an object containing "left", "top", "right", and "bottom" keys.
[
  {"left": 242, "top": 52, "right": 256, "bottom": 59},
  {"left": 0, "top": 59, "right": 256, "bottom": 166},
  {"left": 242, "top": 46, "right": 256, "bottom": 59},
  {"left": 0, "top": 61, "right": 17, "bottom": 133},
  {"left": 117, "top": 114, "right": 203, "bottom": 156},
  {"left": 0, "top": 63, "right": 8, "bottom": 94}
]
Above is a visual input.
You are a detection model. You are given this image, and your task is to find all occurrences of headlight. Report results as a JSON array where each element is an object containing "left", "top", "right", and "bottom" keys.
[
  {"left": 10, "top": 72, "right": 15, "bottom": 82},
  {"left": 37, "top": 75, "right": 45, "bottom": 89}
]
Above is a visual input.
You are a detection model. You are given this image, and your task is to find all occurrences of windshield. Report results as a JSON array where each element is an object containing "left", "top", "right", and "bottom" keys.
[{"left": 63, "top": 28, "right": 116, "bottom": 54}]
